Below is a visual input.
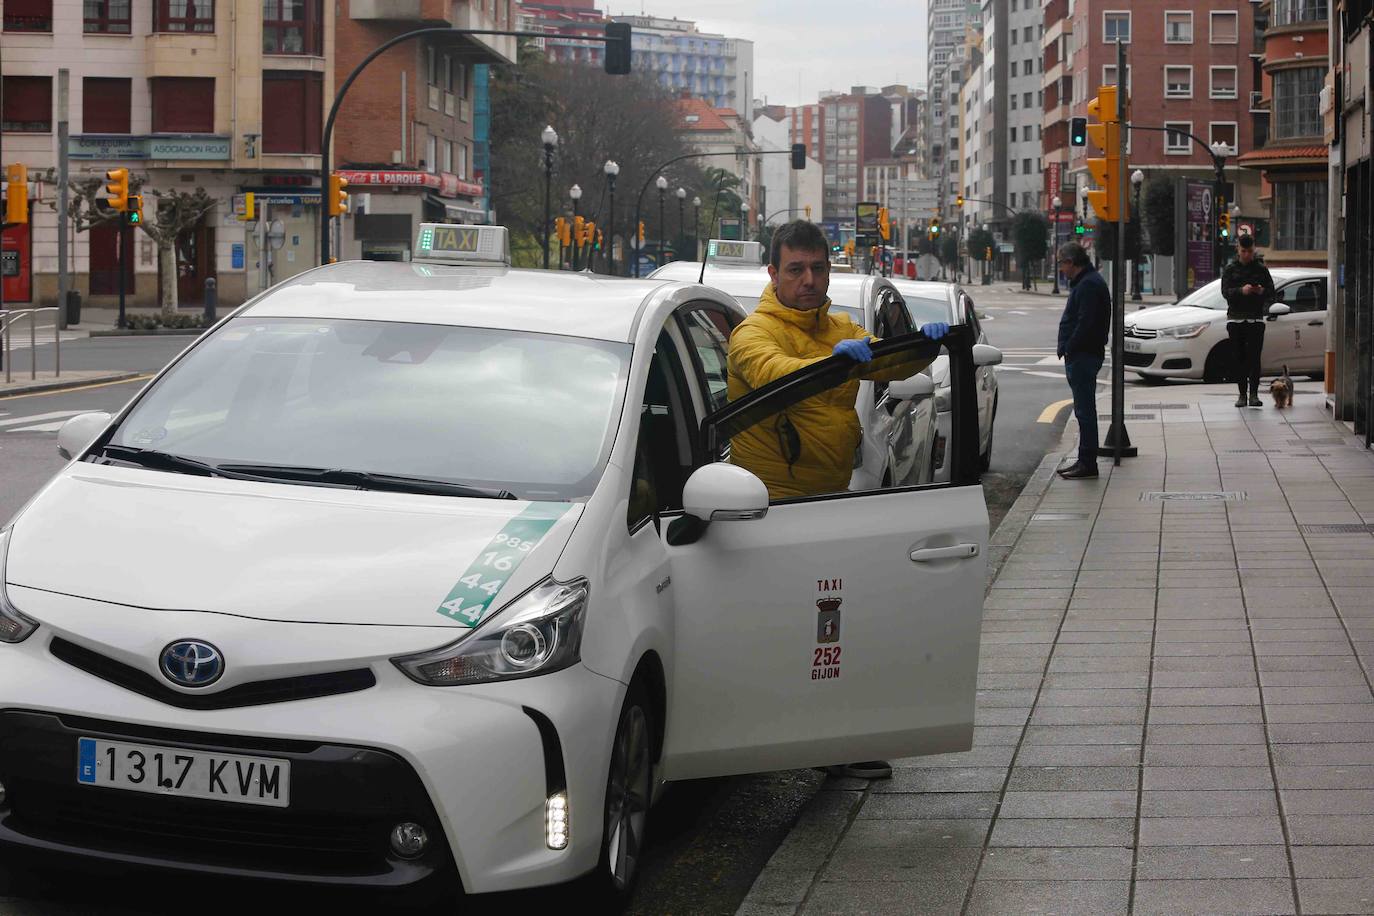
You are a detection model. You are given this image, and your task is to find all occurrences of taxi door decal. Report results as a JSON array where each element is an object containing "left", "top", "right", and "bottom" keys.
[{"left": 435, "top": 503, "right": 568, "bottom": 626}]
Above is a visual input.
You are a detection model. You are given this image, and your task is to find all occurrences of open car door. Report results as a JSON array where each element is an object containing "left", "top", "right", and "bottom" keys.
[{"left": 660, "top": 327, "right": 987, "bottom": 780}]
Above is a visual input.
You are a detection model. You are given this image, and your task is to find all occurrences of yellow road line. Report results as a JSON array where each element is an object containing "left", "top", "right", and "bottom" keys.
[
  {"left": 1037, "top": 398, "right": 1074, "bottom": 424},
  {"left": 0, "top": 374, "right": 154, "bottom": 401}
]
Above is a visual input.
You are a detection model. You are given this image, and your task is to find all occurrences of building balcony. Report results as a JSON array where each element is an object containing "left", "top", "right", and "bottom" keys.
[{"left": 349, "top": 0, "right": 514, "bottom": 63}]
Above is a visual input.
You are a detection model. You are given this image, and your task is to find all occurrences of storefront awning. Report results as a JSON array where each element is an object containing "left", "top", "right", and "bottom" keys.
[{"left": 425, "top": 194, "right": 487, "bottom": 224}]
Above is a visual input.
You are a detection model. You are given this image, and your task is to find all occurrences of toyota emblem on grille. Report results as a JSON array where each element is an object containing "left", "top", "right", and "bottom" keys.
[{"left": 160, "top": 640, "right": 224, "bottom": 688}]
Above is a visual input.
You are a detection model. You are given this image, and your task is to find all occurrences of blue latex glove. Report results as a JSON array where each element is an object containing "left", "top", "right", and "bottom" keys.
[
  {"left": 833, "top": 337, "right": 874, "bottom": 362},
  {"left": 921, "top": 321, "right": 950, "bottom": 341}
]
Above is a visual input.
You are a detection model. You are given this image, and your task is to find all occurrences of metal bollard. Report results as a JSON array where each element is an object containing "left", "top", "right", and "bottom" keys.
[{"left": 203, "top": 277, "right": 217, "bottom": 325}]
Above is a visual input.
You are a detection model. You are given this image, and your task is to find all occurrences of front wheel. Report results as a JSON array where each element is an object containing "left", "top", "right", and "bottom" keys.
[
  {"left": 1139, "top": 373, "right": 1168, "bottom": 386},
  {"left": 1203, "top": 343, "right": 1235, "bottom": 383},
  {"left": 590, "top": 681, "right": 654, "bottom": 900}
]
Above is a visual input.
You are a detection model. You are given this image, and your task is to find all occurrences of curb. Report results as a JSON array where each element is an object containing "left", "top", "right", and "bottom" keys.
[
  {"left": 0, "top": 371, "right": 143, "bottom": 398},
  {"left": 88, "top": 328, "right": 207, "bottom": 337}
]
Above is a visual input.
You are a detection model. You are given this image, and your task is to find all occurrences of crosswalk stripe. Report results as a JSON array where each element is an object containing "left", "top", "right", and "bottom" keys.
[{"left": 0, "top": 410, "right": 85, "bottom": 429}]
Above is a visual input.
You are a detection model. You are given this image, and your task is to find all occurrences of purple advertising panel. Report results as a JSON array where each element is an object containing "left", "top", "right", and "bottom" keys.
[{"left": 1185, "top": 181, "right": 1215, "bottom": 291}]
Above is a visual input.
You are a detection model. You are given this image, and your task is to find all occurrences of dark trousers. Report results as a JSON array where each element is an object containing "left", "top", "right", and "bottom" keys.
[
  {"left": 1065, "top": 353, "right": 1104, "bottom": 466},
  {"left": 1227, "top": 321, "right": 1266, "bottom": 396}
]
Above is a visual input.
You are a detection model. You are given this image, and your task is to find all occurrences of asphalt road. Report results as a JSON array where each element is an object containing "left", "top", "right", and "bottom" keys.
[{"left": 0, "top": 297, "right": 1082, "bottom": 913}]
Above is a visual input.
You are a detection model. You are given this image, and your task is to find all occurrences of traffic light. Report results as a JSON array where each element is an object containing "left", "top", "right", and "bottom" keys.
[
  {"left": 878, "top": 207, "right": 891, "bottom": 241},
  {"left": 573, "top": 215, "right": 585, "bottom": 247},
  {"left": 928, "top": 217, "right": 942, "bottom": 241},
  {"left": 603, "top": 22, "right": 632, "bottom": 75},
  {"left": 955, "top": 195, "right": 964, "bottom": 208},
  {"left": 804, "top": 204, "right": 812, "bottom": 220},
  {"left": 637, "top": 220, "right": 645, "bottom": 243},
  {"left": 844, "top": 239, "right": 855, "bottom": 258},
  {"left": 4, "top": 163, "right": 27, "bottom": 225},
  {"left": 554, "top": 217, "right": 569, "bottom": 247},
  {"left": 1085, "top": 86, "right": 1126, "bottom": 222},
  {"left": 328, "top": 173, "right": 349, "bottom": 217},
  {"left": 126, "top": 194, "right": 143, "bottom": 226},
  {"left": 1070, "top": 117, "right": 1088, "bottom": 147},
  {"left": 104, "top": 167, "right": 129, "bottom": 212},
  {"left": 595, "top": 229, "right": 604, "bottom": 251},
  {"left": 985, "top": 246, "right": 993, "bottom": 261},
  {"left": 1218, "top": 200, "right": 1231, "bottom": 240},
  {"left": 1074, "top": 220, "right": 1086, "bottom": 236},
  {"left": 790, "top": 143, "right": 806, "bottom": 170}
]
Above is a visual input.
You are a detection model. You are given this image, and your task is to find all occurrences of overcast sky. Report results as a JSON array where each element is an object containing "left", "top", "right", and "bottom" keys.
[{"left": 606, "top": 1, "right": 930, "bottom": 107}]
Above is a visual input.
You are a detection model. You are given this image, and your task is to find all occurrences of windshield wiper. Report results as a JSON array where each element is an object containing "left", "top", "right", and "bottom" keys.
[
  {"left": 215, "top": 464, "right": 516, "bottom": 499},
  {"left": 96, "top": 446, "right": 252, "bottom": 479}
]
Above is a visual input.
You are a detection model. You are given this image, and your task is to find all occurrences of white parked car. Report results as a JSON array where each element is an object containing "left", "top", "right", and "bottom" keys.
[
  {"left": 650, "top": 246, "right": 943, "bottom": 489},
  {"left": 0, "top": 225, "right": 991, "bottom": 901},
  {"left": 1123, "top": 268, "right": 1329, "bottom": 382},
  {"left": 889, "top": 280, "right": 1000, "bottom": 479}
]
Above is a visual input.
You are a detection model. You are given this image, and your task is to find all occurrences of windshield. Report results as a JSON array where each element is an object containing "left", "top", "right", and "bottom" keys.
[
  {"left": 108, "top": 318, "right": 630, "bottom": 500},
  {"left": 1176, "top": 279, "right": 1227, "bottom": 310}
]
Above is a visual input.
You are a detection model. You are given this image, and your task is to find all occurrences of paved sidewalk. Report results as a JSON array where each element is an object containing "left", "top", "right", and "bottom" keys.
[{"left": 739, "top": 381, "right": 1374, "bottom": 916}]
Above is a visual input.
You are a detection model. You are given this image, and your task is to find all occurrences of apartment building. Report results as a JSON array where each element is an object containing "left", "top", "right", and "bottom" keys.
[
  {"left": 820, "top": 87, "right": 889, "bottom": 226},
  {"left": 618, "top": 14, "right": 754, "bottom": 122}
]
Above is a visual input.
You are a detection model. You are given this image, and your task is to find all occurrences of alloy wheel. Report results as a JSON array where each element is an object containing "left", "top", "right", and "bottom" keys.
[{"left": 604, "top": 704, "right": 650, "bottom": 890}]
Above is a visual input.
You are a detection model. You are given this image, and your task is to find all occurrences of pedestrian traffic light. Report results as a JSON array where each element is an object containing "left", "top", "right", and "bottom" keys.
[
  {"left": 1070, "top": 117, "right": 1088, "bottom": 147},
  {"left": 104, "top": 167, "right": 129, "bottom": 212},
  {"left": 4, "top": 163, "right": 27, "bottom": 225},
  {"left": 126, "top": 194, "right": 143, "bottom": 226},
  {"left": 1074, "top": 220, "right": 1086, "bottom": 236},
  {"left": 603, "top": 22, "right": 632, "bottom": 74},
  {"left": 1085, "top": 86, "right": 1126, "bottom": 222},
  {"left": 878, "top": 207, "right": 891, "bottom": 240},
  {"left": 328, "top": 173, "right": 349, "bottom": 217},
  {"left": 1218, "top": 201, "right": 1231, "bottom": 240}
]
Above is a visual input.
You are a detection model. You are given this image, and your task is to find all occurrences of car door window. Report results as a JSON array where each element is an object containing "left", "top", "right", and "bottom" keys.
[
  {"left": 1278, "top": 280, "right": 1326, "bottom": 313},
  {"left": 961, "top": 293, "right": 984, "bottom": 339},
  {"left": 628, "top": 330, "right": 698, "bottom": 528},
  {"left": 870, "top": 290, "right": 916, "bottom": 401},
  {"left": 678, "top": 305, "right": 736, "bottom": 414}
]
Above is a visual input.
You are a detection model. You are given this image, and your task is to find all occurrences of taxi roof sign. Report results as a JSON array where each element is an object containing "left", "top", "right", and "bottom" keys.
[
  {"left": 705, "top": 239, "right": 764, "bottom": 267},
  {"left": 414, "top": 224, "right": 510, "bottom": 266}
]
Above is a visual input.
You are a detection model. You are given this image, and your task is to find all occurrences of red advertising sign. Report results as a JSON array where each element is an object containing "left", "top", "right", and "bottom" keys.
[
  {"left": 1046, "top": 162, "right": 1061, "bottom": 204},
  {"left": 335, "top": 170, "right": 483, "bottom": 199}
]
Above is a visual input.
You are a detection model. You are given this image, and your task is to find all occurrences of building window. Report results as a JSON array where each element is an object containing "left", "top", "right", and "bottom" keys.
[
  {"left": 1023, "top": 91, "right": 1033, "bottom": 107},
  {"left": 82, "top": 78, "right": 132, "bottom": 133},
  {"left": 425, "top": 134, "right": 437, "bottom": 172},
  {"left": 1164, "top": 66, "right": 1193, "bottom": 99},
  {"left": 150, "top": 77, "right": 214, "bottom": 133},
  {"left": 3, "top": 0, "right": 52, "bottom": 31},
  {"left": 1209, "top": 122, "right": 1237, "bottom": 151},
  {"left": 1210, "top": 67, "right": 1238, "bottom": 99},
  {"left": 1273, "top": 181, "right": 1327, "bottom": 250},
  {"left": 262, "top": 72, "right": 321, "bottom": 152},
  {"left": 1164, "top": 121, "right": 1192, "bottom": 154},
  {"left": 1103, "top": 11, "right": 1130, "bottom": 44},
  {"left": 155, "top": 0, "right": 213, "bottom": 31},
  {"left": 1274, "top": 67, "right": 1323, "bottom": 138},
  {"left": 1271, "top": 0, "right": 1327, "bottom": 26},
  {"left": 1103, "top": 65, "right": 1132, "bottom": 93},
  {"left": 1209, "top": 11, "right": 1238, "bottom": 43},
  {"left": 1, "top": 76, "right": 52, "bottom": 132},
  {"left": 1165, "top": 11, "right": 1193, "bottom": 43},
  {"left": 1010, "top": 62, "right": 1017, "bottom": 77},
  {"left": 83, "top": 0, "right": 130, "bottom": 32},
  {"left": 263, "top": 0, "right": 323, "bottom": 55}
]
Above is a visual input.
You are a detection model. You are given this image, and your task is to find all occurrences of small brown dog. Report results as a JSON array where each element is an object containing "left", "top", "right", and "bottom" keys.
[{"left": 1271, "top": 364, "right": 1294, "bottom": 409}]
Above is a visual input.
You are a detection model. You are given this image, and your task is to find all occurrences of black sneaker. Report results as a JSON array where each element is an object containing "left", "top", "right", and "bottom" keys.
[
  {"left": 1248, "top": 396, "right": 1263, "bottom": 408},
  {"left": 826, "top": 761, "right": 893, "bottom": 779},
  {"left": 1234, "top": 395, "right": 1247, "bottom": 407}
]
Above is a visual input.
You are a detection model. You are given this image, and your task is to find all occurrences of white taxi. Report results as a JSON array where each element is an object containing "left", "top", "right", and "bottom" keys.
[
  {"left": 650, "top": 242, "right": 942, "bottom": 488},
  {"left": 0, "top": 225, "right": 989, "bottom": 901}
]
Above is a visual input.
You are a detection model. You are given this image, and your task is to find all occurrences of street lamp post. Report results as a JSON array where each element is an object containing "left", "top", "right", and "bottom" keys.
[
  {"left": 655, "top": 175, "right": 668, "bottom": 268},
  {"left": 676, "top": 187, "right": 686, "bottom": 263},
  {"left": 1052, "top": 195, "right": 1063, "bottom": 295},
  {"left": 603, "top": 160, "right": 619, "bottom": 276},
  {"left": 740, "top": 201, "right": 750, "bottom": 241},
  {"left": 1130, "top": 169, "right": 1144, "bottom": 301},
  {"left": 540, "top": 125, "right": 558, "bottom": 270},
  {"left": 1209, "top": 141, "right": 1232, "bottom": 282},
  {"left": 981, "top": 222, "right": 991, "bottom": 286},
  {"left": 692, "top": 195, "right": 701, "bottom": 261},
  {"left": 569, "top": 183, "right": 582, "bottom": 271},
  {"left": 1078, "top": 184, "right": 1091, "bottom": 267}
]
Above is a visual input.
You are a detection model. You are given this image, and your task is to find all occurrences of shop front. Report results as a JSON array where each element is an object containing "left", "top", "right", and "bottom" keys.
[{"left": 334, "top": 170, "right": 485, "bottom": 262}]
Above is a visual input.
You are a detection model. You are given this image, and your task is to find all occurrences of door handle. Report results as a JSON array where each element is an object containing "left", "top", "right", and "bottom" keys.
[
  {"left": 910, "top": 543, "right": 981, "bottom": 562},
  {"left": 1308, "top": 320, "right": 1324, "bottom": 326}
]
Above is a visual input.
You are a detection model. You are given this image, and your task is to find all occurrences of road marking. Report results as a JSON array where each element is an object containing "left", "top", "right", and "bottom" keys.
[
  {"left": 7, "top": 421, "right": 69, "bottom": 433},
  {"left": 0, "top": 410, "right": 86, "bottom": 429},
  {"left": 1038, "top": 399, "right": 1075, "bottom": 423},
  {"left": 0, "top": 374, "right": 153, "bottom": 401}
]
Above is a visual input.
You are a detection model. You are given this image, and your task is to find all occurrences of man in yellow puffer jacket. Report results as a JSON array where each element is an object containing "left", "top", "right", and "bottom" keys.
[{"left": 727, "top": 220, "right": 948, "bottom": 501}]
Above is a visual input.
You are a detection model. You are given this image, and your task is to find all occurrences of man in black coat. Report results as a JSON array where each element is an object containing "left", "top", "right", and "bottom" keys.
[
  {"left": 1220, "top": 235, "right": 1276, "bottom": 407},
  {"left": 1055, "top": 242, "right": 1111, "bottom": 480}
]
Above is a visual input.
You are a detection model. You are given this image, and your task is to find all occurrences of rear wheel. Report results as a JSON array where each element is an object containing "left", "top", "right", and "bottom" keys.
[
  {"left": 1203, "top": 343, "right": 1235, "bottom": 383},
  {"left": 590, "top": 680, "right": 654, "bottom": 900}
]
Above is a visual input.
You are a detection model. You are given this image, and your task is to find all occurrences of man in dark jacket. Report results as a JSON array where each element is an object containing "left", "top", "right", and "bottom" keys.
[
  {"left": 1055, "top": 242, "right": 1111, "bottom": 479},
  {"left": 1220, "top": 235, "right": 1276, "bottom": 407}
]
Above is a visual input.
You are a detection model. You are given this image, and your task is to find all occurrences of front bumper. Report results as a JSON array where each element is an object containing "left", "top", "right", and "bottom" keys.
[{"left": 1122, "top": 336, "right": 1201, "bottom": 378}]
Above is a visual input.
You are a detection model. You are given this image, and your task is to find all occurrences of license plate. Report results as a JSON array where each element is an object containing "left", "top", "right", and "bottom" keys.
[
  {"left": 77, "top": 737, "right": 290, "bottom": 808},
  {"left": 1123, "top": 339, "right": 1143, "bottom": 352}
]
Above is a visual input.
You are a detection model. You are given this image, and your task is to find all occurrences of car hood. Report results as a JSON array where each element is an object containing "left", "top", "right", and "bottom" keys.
[
  {"left": 1125, "top": 304, "right": 1221, "bottom": 331},
  {"left": 5, "top": 464, "right": 581, "bottom": 628}
]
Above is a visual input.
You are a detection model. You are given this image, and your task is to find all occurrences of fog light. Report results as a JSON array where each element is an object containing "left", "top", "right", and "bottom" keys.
[
  {"left": 389, "top": 821, "right": 429, "bottom": 858},
  {"left": 546, "top": 791, "right": 570, "bottom": 850}
]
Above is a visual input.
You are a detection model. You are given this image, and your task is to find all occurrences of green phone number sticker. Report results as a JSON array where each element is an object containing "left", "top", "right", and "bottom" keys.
[{"left": 436, "top": 503, "right": 568, "bottom": 626}]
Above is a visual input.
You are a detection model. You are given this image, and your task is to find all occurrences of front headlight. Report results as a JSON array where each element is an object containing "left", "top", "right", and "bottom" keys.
[
  {"left": 0, "top": 530, "right": 40, "bottom": 644},
  {"left": 1159, "top": 322, "right": 1211, "bottom": 340},
  {"left": 393, "top": 577, "right": 588, "bottom": 686}
]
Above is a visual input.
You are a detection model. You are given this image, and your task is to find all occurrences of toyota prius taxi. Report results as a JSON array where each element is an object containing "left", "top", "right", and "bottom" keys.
[{"left": 0, "top": 225, "right": 990, "bottom": 901}]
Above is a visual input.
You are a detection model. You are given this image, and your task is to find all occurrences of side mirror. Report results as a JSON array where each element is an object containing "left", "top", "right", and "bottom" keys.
[
  {"left": 682, "top": 463, "right": 769, "bottom": 522},
  {"left": 1268, "top": 303, "right": 1292, "bottom": 317},
  {"left": 57, "top": 411, "right": 113, "bottom": 461},
  {"left": 972, "top": 344, "right": 1004, "bottom": 367},
  {"left": 887, "top": 374, "right": 936, "bottom": 402}
]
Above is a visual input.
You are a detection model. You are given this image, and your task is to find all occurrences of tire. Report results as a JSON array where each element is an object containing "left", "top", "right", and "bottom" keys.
[
  {"left": 1139, "top": 373, "right": 1167, "bottom": 386},
  {"left": 590, "top": 680, "right": 654, "bottom": 900},
  {"left": 1203, "top": 343, "right": 1235, "bottom": 383},
  {"left": 978, "top": 400, "right": 997, "bottom": 473}
]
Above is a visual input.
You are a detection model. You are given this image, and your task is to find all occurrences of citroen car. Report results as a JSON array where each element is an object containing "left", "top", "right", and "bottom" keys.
[
  {"left": 1123, "top": 269, "right": 1329, "bottom": 383},
  {"left": 0, "top": 225, "right": 994, "bottom": 902}
]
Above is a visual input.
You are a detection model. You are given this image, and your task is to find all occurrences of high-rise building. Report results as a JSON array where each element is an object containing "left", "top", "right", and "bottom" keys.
[
  {"left": 925, "top": 0, "right": 977, "bottom": 188},
  {"left": 518, "top": 0, "right": 609, "bottom": 67},
  {"left": 617, "top": 14, "right": 755, "bottom": 122},
  {"left": 821, "top": 87, "right": 889, "bottom": 226}
]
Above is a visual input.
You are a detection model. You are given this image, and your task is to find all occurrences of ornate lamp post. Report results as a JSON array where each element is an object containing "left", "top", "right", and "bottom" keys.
[
  {"left": 740, "top": 201, "right": 750, "bottom": 241},
  {"left": 675, "top": 187, "right": 686, "bottom": 263},
  {"left": 692, "top": 195, "right": 702, "bottom": 261},
  {"left": 540, "top": 125, "right": 558, "bottom": 270},
  {"left": 981, "top": 222, "right": 991, "bottom": 285},
  {"left": 655, "top": 175, "right": 668, "bottom": 268},
  {"left": 603, "top": 160, "right": 619, "bottom": 275},
  {"left": 569, "top": 183, "right": 582, "bottom": 271},
  {"left": 1130, "top": 169, "right": 1144, "bottom": 300},
  {"left": 1051, "top": 194, "right": 1063, "bottom": 295}
]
